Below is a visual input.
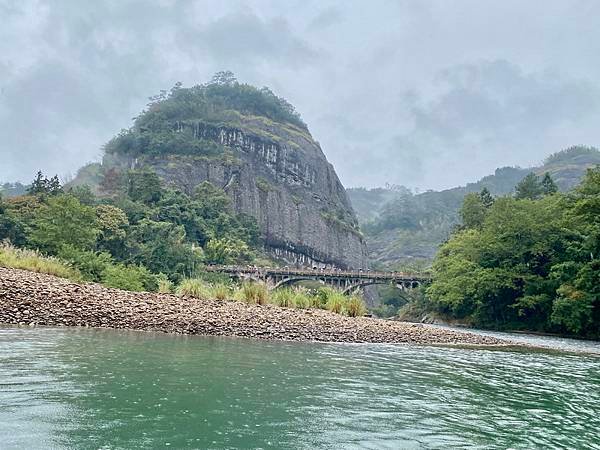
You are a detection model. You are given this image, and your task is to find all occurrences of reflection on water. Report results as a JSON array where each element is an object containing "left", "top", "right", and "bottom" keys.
[{"left": 0, "top": 326, "right": 599, "bottom": 449}]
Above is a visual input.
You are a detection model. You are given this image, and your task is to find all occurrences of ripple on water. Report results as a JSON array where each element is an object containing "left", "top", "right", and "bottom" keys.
[{"left": 0, "top": 326, "right": 599, "bottom": 449}]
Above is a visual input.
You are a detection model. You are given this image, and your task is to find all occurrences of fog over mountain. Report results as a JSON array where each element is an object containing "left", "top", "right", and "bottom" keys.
[{"left": 2, "top": 0, "right": 600, "bottom": 190}]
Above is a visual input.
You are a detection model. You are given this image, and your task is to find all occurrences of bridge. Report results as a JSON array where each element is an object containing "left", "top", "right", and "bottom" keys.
[{"left": 204, "top": 266, "right": 431, "bottom": 294}]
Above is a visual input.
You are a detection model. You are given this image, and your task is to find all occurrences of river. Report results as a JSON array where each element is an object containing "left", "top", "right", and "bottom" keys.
[{"left": 0, "top": 326, "right": 598, "bottom": 449}]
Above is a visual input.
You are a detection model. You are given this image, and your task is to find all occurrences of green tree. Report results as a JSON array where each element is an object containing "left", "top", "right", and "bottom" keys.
[
  {"left": 541, "top": 172, "right": 558, "bottom": 195},
  {"left": 27, "top": 171, "right": 62, "bottom": 196},
  {"left": 460, "top": 193, "right": 486, "bottom": 229},
  {"left": 515, "top": 172, "right": 543, "bottom": 200},
  {"left": 30, "top": 195, "right": 99, "bottom": 254},
  {"left": 479, "top": 187, "right": 495, "bottom": 208},
  {"left": 127, "top": 170, "right": 162, "bottom": 205}
]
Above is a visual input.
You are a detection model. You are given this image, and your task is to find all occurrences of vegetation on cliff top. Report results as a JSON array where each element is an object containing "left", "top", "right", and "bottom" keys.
[{"left": 104, "top": 71, "right": 306, "bottom": 158}]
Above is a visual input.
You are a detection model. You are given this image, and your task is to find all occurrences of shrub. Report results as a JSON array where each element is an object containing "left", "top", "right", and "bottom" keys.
[
  {"left": 239, "top": 282, "right": 269, "bottom": 305},
  {"left": 101, "top": 264, "right": 156, "bottom": 292},
  {"left": 326, "top": 291, "right": 346, "bottom": 314},
  {"left": 293, "top": 291, "right": 310, "bottom": 309},
  {"left": 0, "top": 243, "right": 81, "bottom": 281},
  {"left": 176, "top": 278, "right": 212, "bottom": 300},
  {"left": 211, "top": 283, "right": 230, "bottom": 301},
  {"left": 271, "top": 288, "right": 296, "bottom": 307},
  {"left": 57, "top": 244, "right": 113, "bottom": 282},
  {"left": 346, "top": 295, "right": 367, "bottom": 317},
  {"left": 156, "top": 274, "right": 174, "bottom": 293}
]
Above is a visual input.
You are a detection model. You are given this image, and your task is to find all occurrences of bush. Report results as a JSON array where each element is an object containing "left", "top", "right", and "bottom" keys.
[
  {"left": 346, "top": 295, "right": 367, "bottom": 317},
  {"left": 101, "top": 264, "right": 157, "bottom": 292},
  {"left": 57, "top": 244, "right": 113, "bottom": 282},
  {"left": 0, "top": 243, "right": 81, "bottom": 281},
  {"left": 271, "top": 288, "right": 296, "bottom": 307},
  {"left": 239, "top": 282, "right": 269, "bottom": 305},
  {"left": 156, "top": 273, "right": 174, "bottom": 293},
  {"left": 176, "top": 278, "right": 212, "bottom": 300},
  {"left": 293, "top": 290, "right": 310, "bottom": 309},
  {"left": 326, "top": 291, "right": 346, "bottom": 314},
  {"left": 211, "top": 283, "right": 230, "bottom": 301}
]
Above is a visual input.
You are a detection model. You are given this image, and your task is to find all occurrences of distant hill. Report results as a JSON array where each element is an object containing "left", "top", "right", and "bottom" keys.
[
  {"left": 0, "top": 182, "right": 28, "bottom": 198},
  {"left": 348, "top": 146, "right": 600, "bottom": 268}
]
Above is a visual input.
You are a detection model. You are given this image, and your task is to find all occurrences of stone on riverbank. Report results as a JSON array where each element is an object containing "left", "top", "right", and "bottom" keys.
[{"left": 0, "top": 267, "right": 506, "bottom": 345}]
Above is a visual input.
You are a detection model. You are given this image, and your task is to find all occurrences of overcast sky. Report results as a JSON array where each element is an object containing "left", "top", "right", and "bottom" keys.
[{"left": 2, "top": 0, "right": 600, "bottom": 190}]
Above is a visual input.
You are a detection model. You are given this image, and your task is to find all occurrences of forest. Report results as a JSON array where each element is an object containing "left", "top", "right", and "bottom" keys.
[
  {"left": 0, "top": 169, "right": 259, "bottom": 291},
  {"left": 426, "top": 168, "right": 600, "bottom": 338}
]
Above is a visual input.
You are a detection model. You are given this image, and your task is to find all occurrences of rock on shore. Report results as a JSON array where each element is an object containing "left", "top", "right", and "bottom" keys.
[{"left": 0, "top": 267, "right": 506, "bottom": 345}]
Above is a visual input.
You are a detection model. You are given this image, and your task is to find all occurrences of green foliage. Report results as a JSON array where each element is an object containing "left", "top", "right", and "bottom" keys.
[
  {"left": 30, "top": 195, "right": 99, "bottom": 254},
  {"left": 541, "top": 172, "right": 558, "bottom": 195},
  {"left": 104, "top": 74, "right": 306, "bottom": 159},
  {"left": 176, "top": 278, "right": 212, "bottom": 299},
  {"left": 102, "top": 263, "right": 157, "bottom": 292},
  {"left": 57, "top": 245, "right": 113, "bottom": 282},
  {"left": 156, "top": 273, "right": 174, "bottom": 294},
  {"left": 0, "top": 243, "right": 81, "bottom": 280},
  {"left": 239, "top": 282, "right": 269, "bottom": 305},
  {"left": 271, "top": 288, "right": 296, "bottom": 307},
  {"left": 27, "top": 171, "right": 62, "bottom": 197},
  {"left": 515, "top": 172, "right": 543, "bottom": 200},
  {"left": 204, "top": 238, "right": 250, "bottom": 265},
  {"left": 346, "top": 295, "right": 367, "bottom": 317},
  {"left": 428, "top": 167, "right": 600, "bottom": 337},
  {"left": 127, "top": 170, "right": 162, "bottom": 204}
]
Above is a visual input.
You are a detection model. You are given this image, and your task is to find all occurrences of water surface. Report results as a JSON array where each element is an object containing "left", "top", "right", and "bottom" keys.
[{"left": 0, "top": 326, "right": 598, "bottom": 449}]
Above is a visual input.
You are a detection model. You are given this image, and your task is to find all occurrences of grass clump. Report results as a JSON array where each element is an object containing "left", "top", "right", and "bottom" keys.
[
  {"left": 346, "top": 295, "right": 367, "bottom": 317},
  {"left": 271, "top": 288, "right": 296, "bottom": 307},
  {"left": 176, "top": 278, "right": 212, "bottom": 300},
  {"left": 239, "top": 282, "right": 269, "bottom": 305},
  {"left": 211, "top": 283, "right": 231, "bottom": 301},
  {"left": 0, "top": 243, "right": 81, "bottom": 281},
  {"left": 325, "top": 291, "right": 347, "bottom": 314},
  {"left": 156, "top": 274, "right": 174, "bottom": 293}
]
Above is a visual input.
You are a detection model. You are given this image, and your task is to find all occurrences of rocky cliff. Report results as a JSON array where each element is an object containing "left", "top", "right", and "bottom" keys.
[{"left": 99, "top": 80, "right": 367, "bottom": 269}]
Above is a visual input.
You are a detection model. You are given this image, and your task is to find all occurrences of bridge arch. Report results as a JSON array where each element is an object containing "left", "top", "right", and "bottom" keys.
[
  {"left": 341, "top": 280, "right": 422, "bottom": 295},
  {"left": 272, "top": 277, "right": 326, "bottom": 290}
]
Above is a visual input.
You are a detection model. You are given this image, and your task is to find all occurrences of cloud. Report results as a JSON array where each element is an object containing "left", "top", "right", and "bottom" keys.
[{"left": 1, "top": 1, "right": 600, "bottom": 191}]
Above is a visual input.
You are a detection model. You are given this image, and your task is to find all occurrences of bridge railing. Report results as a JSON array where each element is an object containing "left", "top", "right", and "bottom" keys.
[{"left": 204, "top": 265, "right": 432, "bottom": 281}]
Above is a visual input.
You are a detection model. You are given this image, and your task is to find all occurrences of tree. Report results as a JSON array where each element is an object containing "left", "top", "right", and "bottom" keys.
[
  {"left": 515, "top": 173, "right": 543, "bottom": 200},
  {"left": 460, "top": 193, "right": 486, "bottom": 229},
  {"left": 27, "top": 171, "right": 62, "bottom": 196},
  {"left": 479, "top": 188, "right": 495, "bottom": 208},
  {"left": 210, "top": 70, "right": 237, "bottom": 86},
  {"left": 541, "top": 172, "right": 558, "bottom": 195},
  {"left": 29, "top": 195, "right": 99, "bottom": 254},
  {"left": 127, "top": 170, "right": 162, "bottom": 205}
]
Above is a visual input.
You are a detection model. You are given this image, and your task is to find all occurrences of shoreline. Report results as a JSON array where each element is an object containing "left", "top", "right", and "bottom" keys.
[{"left": 0, "top": 267, "right": 508, "bottom": 346}]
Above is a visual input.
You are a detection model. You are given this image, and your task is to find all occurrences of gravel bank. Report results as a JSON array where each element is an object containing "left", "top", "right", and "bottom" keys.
[{"left": 0, "top": 267, "right": 508, "bottom": 345}]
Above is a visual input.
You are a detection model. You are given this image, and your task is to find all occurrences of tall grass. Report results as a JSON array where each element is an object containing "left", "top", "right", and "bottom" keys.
[
  {"left": 271, "top": 288, "right": 296, "bottom": 307},
  {"left": 0, "top": 243, "right": 81, "bottom": 281},
  {"left": 346, "top": 295, "right": 367, "bottom": 317},
  {"left": 210, "top": 283, "right": 230, "bottom": 301},
  {"left": 325, "top": 291, "right": 346, "bottom": 314},
  {"left": 239, "top": 282, "right": 269, "bottom": 305},
  {"left": 175, "top": 278, "right": 212, "bottom": 300}
]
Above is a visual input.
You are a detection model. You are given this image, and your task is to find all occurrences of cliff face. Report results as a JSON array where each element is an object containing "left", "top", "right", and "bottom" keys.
[{"left": 104, "top": 115, "right": 368, "bottom": 269}]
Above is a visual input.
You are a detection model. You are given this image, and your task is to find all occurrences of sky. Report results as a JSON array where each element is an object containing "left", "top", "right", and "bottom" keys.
[{"left": 2, "top": 0, "right": 600, "bottom": 190}]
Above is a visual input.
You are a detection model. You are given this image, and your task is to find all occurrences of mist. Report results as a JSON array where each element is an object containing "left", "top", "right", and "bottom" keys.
[{"left": 2, "top": 0, "right": 600, "bottom": 190}]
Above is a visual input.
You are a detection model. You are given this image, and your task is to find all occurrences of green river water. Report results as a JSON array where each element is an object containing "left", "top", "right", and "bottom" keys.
[{"left": 0, "top": 326, "right": 599, "bottom": 449}]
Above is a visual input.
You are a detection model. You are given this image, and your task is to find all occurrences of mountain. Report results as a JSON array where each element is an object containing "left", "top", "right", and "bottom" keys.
[
  {"left": 348, "top": 146, "right": 600, "bottom": 268},
  {"left": 72, "top": 75, "right": 367, "bottom": 269}
]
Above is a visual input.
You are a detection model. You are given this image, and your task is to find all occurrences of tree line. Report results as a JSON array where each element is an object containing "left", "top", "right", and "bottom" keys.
[
  {"left": 0, "top": 169, "right": 260, "bottom": 291},
  {"left": 427, "top": 169, "right": 600, "bottom": 338}
]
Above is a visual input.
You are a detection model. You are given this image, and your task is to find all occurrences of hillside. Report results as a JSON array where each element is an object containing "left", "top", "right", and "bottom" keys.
[
  {"left": 72, "top": 73, "right": 367, "bottom": 269},
  {"left": 348, "top": 146, "right": 600, "bottom": 268}
]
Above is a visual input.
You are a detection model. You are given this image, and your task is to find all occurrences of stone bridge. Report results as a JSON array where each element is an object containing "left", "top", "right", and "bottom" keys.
[{"left": 204, "top": 266, "right": 432, "bottom": 294}]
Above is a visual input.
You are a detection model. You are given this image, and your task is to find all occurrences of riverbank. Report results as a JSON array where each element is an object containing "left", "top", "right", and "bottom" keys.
[{"left": 0, "top": 267, "right": 508, "bottom": 345}]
